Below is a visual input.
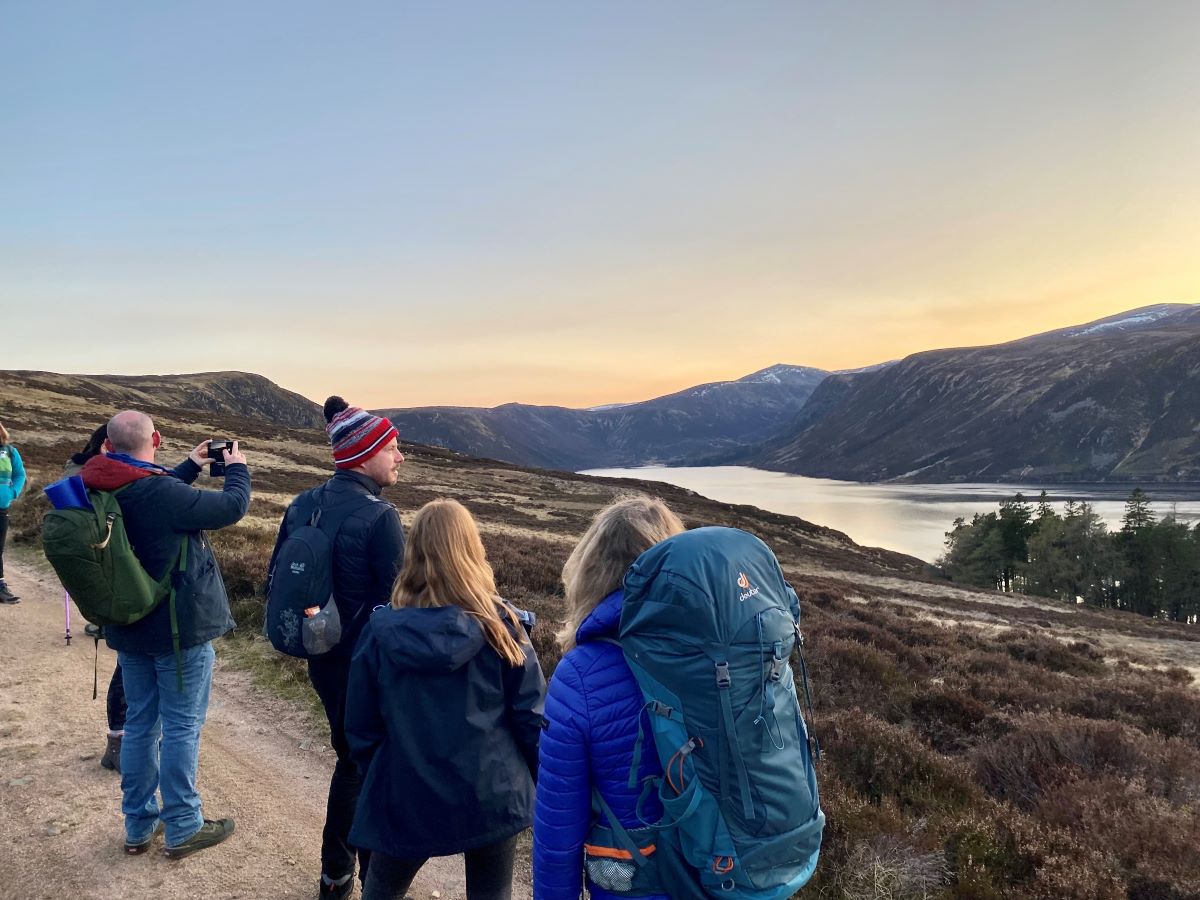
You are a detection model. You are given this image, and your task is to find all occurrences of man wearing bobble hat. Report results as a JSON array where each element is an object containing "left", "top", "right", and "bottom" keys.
[{"left": 269, "top": 396, "right": 406, "bottom": 899}]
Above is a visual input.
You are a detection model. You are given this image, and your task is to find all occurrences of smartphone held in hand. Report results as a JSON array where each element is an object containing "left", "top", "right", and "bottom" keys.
[{"left": 208, "top": 439, "right": 232, "bottom": 477}]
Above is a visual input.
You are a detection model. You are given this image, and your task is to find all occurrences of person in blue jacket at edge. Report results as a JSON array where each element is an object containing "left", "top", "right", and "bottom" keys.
[
  {"left": 0, "top": 421, "right": 28, "bottom": 604},
  {"left": 533, "top": 495, "right": 687, "bottom": 900},
  {"left": 345, "top": 498, "right": 545, "bottom": 900}
]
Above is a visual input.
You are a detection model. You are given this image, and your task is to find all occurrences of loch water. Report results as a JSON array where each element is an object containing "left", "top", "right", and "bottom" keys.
[{"left": 579, "top": 466, "right": 1200, "bottom": 562}]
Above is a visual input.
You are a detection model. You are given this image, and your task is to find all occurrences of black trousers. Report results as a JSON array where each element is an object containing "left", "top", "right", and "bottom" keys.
[
  {"left": 0, "top": 508, "right": 8, "bottom": 579},
  {"left": 108, "top": 663, "right": 127, "bottom": 732},
  {"left": 308, "top": 654, "right": 370, "bottom": 883},
  {"left": 362, "top": 834, "right": 519, "bottom": 900}
]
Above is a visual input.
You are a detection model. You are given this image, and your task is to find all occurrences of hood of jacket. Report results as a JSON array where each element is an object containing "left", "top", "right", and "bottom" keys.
[
  {"left": 576, "top": 588, "right": 623, "bottom": 645},
  {"left": 80, "top": 455, "right": 162, "bottom": 491},
  {"left": 369, "top": 605, "right": 488, "bottom": 673}
]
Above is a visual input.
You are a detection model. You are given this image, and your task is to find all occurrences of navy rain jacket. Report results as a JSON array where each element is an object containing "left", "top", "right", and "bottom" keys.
[
  {"left": 532, "top": 590, "right": 668, "bottom": 900},
  {"left": 346, "top": 603, "right": 546, "bottom": 859}
]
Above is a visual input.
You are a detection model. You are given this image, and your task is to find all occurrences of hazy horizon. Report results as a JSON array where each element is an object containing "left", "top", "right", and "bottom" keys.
[
  {"left": 6, "top": 299, "right": 1196, "bottom": 411},
  {"left": 4, "top": 2, "right": 1198, "bottom": 408}
]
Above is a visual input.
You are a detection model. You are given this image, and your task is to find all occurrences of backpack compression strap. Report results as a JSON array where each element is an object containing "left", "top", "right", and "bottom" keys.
[
  {"left": 167, "top": 534, "right": 190, "bottom": 691},
  {"left": 593, "top": 790, "right": 652, "bottom": 869},
  {"left": 715, "top": 661, "right": 756, "bottom": 820}
]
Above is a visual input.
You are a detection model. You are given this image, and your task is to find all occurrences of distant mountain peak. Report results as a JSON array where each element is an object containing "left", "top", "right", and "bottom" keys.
[
  {"left": 379, "top": 363, "right": 834, "bottom": 469},
  {"left": 1024, "top": 303, "right": 1198, "bottom": 343},
  {"left": 737, "top": 364, "right": 830, "bottom": 385}
]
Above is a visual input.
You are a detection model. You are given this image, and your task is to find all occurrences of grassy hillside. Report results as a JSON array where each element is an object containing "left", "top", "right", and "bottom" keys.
[{"left": 3, "top": 374, "right": 1198, "bottom": 898}]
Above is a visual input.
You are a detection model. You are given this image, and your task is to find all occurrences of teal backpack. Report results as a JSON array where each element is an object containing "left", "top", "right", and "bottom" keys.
[{"left": 590, "top": 527, "right": 824, "bottom": 899}]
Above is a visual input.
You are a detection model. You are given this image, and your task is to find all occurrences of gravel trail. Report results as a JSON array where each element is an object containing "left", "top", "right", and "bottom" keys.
[{"left": 0, "top": 561, "right": 533, "bottom": 900}]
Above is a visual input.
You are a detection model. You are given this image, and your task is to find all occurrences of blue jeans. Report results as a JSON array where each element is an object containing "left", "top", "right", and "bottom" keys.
[{"left": 117, "top": 643, "right": 215, "bottom": 846}]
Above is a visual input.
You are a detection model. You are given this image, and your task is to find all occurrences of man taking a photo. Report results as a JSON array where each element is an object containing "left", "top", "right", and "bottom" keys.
[{"left": 82, "top": 410, "right": 251, "bottom": 859}]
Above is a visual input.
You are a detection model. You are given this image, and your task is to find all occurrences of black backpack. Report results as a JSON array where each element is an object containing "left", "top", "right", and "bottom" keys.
[{"left": 266, "top": 496, "right": 365, "bottom": 659}]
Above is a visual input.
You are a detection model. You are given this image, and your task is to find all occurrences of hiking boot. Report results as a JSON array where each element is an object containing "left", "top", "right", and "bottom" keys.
[
  {"left": 125, "top": 820, "right": 164, "bottom": 855},
  {"left": 100, "top": 734, "right": 122, "bottom": 772},
  {"left": 164, "top": 817, "right": 235, "bottom": 860},
  {"left": 0, "top": 580, "right": 19, "bottom": 604},
  {"left": 319, "top": 875, "right": 355, "bottom": 900}
]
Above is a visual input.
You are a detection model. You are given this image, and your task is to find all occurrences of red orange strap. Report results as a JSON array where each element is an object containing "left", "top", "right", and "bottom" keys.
[{"left": 584, "top": 843, "right": 657, "bottom": 860}]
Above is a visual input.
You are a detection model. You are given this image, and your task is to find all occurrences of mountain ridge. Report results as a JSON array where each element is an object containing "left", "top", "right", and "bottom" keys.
[
  {"left": 751, "top": 304, "right": 1200, "bottom": 483},
  {"left": 0, "top": 370, "right": 324, "bottom": 431},
  {"left": 377, "top": 363, "right": 831, "bottom": 471}
]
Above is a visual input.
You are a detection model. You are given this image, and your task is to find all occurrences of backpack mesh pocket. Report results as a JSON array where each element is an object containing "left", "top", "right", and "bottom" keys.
[
  {"left": 583, "top": 822, "right": 661, "bottom": 896},
  {"left": 585, "top": 853, "right": 638, "bottom": 893}
]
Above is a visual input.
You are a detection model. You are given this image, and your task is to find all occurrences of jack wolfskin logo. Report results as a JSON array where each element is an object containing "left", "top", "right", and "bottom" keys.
[
  {"left": 737, "top": 572, "right": 760, "bottom": 602},
  {"left": 290, "top": 561, "right": 306, "bottom": 575}
]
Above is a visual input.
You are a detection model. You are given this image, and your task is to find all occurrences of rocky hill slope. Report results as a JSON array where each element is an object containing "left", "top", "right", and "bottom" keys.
[
  {"left": 0, "top": 370, "right": 323, "bottom": 433},
  {"left": 751, "top": 304, "right": 1200, "bottom": 483},
  {"left": 378, "top": 364, "right": 830, "bottom": 470}
]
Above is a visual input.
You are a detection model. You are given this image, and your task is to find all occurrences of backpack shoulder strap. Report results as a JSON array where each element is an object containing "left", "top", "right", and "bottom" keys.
[
  {"left": 309, "top": 492, "right": 371, "bottom": 538},
  {"left": 95, "top": 483, "right": 190, "bottom": 689}
]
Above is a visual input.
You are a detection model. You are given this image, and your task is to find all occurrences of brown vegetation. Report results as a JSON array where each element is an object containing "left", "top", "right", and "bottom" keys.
[{"left": 4, "top": 373, "right": 1199, "bottom": 899}]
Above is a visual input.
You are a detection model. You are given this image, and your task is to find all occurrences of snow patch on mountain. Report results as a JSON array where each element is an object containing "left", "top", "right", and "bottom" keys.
[{"left": 1072, "top": 307, "right": 1180, "bottom": 336}]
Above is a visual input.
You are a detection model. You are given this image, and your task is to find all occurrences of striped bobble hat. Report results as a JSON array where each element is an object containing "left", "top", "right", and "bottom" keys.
[{"left": 323, "top": 396, "right": 399, "bottom": 470}]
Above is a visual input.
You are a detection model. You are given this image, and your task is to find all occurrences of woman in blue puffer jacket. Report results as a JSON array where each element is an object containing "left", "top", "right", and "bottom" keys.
[{"left": 533, "top": 496, "right": 686, "bottom": 900}]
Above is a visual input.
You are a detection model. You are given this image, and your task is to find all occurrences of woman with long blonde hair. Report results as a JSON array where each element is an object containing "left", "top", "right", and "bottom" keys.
[
  {"left": 345, "top": 499, "right": 545, "bottom": 900},
  {"left": 533, "top": 495, "right": 685, "bottom": 900}
]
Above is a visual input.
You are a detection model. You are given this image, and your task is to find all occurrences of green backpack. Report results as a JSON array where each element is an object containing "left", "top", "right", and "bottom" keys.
[{"left": 42, "top": 486, "right": 188, "bottom": 662}]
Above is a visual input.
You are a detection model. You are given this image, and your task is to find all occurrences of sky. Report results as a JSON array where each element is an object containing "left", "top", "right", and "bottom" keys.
[{"left": 2, "top": 1, "right": 1199, "bottom": 409}]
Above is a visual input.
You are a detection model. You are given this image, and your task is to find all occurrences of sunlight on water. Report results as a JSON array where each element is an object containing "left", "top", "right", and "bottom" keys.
[{"left": 580, "top": 466, "right": 1200, "bottom": 563}]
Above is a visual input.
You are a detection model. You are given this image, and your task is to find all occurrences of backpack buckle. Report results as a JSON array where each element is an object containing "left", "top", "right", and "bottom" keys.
[
  {"left": 714, "top": 662, "right": 731, "bottom": 689},
  {"left": 768, "top": 640, "right": 786, "bottom": 682}
]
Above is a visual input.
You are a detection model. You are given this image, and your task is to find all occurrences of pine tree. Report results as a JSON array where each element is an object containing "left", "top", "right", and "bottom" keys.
[
  {"left": 1122, "top": 488, "right": 1156, "bottom": 532},
  {"left": 1036, "top": 489, "right": 1056, "bottom": 523},
  {"left": 998, "top": 494, "right": 1034, "bottom": 592},
  {"left": 1118, "top": 490, "right": 1160, "bottom": 616}
]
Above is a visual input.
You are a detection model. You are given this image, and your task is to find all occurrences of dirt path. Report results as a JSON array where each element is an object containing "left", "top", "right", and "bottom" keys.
[{"left": 0, "top": 560, "right": 533, "bottom": 900}]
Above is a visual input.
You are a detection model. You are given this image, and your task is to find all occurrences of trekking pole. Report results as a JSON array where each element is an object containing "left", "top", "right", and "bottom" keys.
[{"left": 64, "top": 590, "right": 72, "bottom": 646}]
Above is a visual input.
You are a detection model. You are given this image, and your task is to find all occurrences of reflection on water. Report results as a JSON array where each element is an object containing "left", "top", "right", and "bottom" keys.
[{"left": 579, "top": 466, "right": 1200, "bottom": 563}]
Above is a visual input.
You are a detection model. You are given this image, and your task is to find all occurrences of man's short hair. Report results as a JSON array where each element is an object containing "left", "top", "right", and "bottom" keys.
[{"left": 107, "top": 411, "right": 154, "bottom": 454}]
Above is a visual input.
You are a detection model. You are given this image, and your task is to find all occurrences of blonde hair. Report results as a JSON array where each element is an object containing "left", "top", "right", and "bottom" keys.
[
  {"left": 391, "top": 499, "right": 526, "bottom": 667},
  {"left": 0, "top": 422, "right": 7, "bottom": 445},
  {"left": 558, "top": 495, "right": 686, "bottom": 652}
]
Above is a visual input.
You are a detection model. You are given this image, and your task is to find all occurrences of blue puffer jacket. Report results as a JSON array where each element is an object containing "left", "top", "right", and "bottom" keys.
[{"left": 533, "top": 590, "right": 667, "bottom": 900}]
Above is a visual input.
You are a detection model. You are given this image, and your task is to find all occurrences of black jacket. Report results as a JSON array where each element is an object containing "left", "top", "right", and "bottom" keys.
[
  {"left": 269, "top": 470, "right": 405, "bottom": 658},
  {"left": 345, "top": 604, "right": 546, "bottom": 858},
  {"left": 82, "top": 455, "right": 252, "bottom": 655}
]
